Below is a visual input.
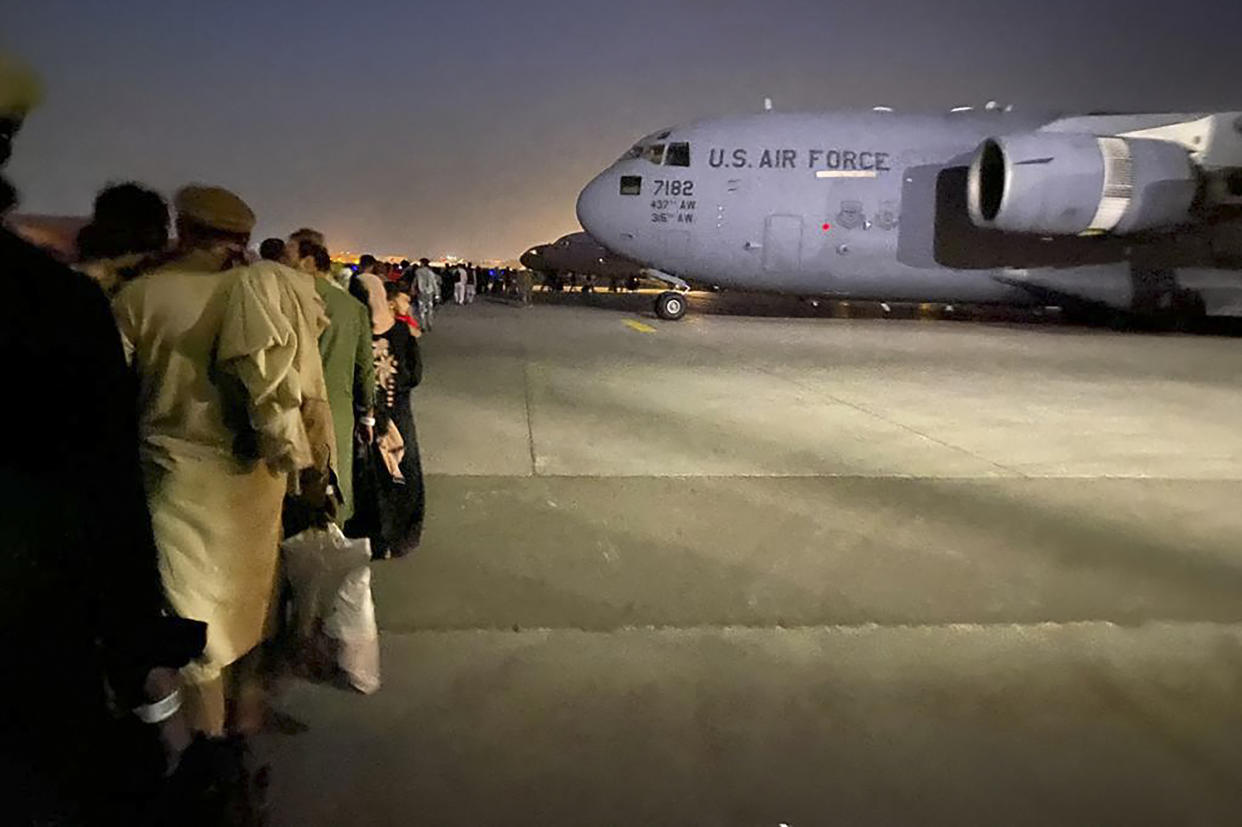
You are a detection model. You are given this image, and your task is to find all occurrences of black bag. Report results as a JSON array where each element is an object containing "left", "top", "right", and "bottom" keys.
[
  {"left": 345, "top": 417, "right": 423, "bottom": 560},
  {"left": 344, "top": 436, "right": 389, "bottom": 559}
]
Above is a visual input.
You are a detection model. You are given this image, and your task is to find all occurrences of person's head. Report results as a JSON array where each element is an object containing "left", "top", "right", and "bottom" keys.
[
  {"left": 0, "top": 55, "right": 43, "bottom": 213},
  {"left": 76, "top": 182, "right": 170, "bottom": 261},
  {"left": 289, "top": 227, "right": 325, "bottom": 249},
  {"left": 172, "top": 185, "right": 255, "bottom": 255},
  {"left": 312, "top": 245, "right": 332, "bottom": 275},
  {"left": 358, "top": 254, "right": 377, "bottom": 274},
  {"left": 357, "top": 272, "right": 394, "bottom": 334},
  {"left": 385, "top": 280, "right": 412, "bottom": 316},
  {"left": 294, "top": 239, "right": 332, "bottom": 275},
  {"left": 419, "top": 257, "right": 430, "bottom": 267},
  {"left": 348, "top": 273, "right": 370, "bottom": 307},
  {"left": 259, "top": 237, "right": 286, "bottom": 262},
  {"left": 400, "top": 259, "right": 410, "bottom": 270}
]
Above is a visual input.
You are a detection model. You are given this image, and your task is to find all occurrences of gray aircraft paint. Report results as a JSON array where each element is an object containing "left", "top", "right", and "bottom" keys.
[
  {"left": 576, "top": 110, "right": 1242, "bottom": 315},
  {"left": 521, "top": 232, "right": 645, "bottom": 279}
]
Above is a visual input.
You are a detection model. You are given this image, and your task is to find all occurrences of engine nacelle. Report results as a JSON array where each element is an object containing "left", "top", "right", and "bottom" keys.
[{"left": 968, "top": 132, "right": 1198, "bottom": 236}]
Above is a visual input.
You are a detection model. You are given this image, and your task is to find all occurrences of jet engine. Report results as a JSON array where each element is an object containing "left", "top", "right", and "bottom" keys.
[{"left": 967, "top": 132, "right": 1198, "bottom": 236}]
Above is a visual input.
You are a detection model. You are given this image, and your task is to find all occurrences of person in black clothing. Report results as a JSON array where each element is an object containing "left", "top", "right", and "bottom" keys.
[
  {"left": 440, "top": 265, "right": 452, "bottom": 304},
  {"left": 0, "top": 56, "right": 205, "bottom": 824},
  {"left": 348, "top": 272, "right": 426, "bottom": 558}
]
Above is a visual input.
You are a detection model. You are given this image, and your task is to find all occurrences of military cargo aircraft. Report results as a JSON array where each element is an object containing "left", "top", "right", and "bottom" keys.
[
  {"left": 521, "top": 231, "right": 646, "bottom": 281},
  {"left": 576, "top": 108, "right": 1242, "bottom": 322}
]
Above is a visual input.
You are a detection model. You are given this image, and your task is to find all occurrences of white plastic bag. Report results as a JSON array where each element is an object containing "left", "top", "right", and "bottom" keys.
[
  {"left": 281, "top": 524, "right": 371, "bottom": 638},
  {"left": 324, "top": 567, "right": 381, "bottom": 695},
  {"left": 281, "top": 524, "right": 380, "bottom": 693}
]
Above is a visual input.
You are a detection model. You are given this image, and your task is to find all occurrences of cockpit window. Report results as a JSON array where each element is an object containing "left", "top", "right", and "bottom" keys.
[
  {"left": 643, "top": 144, "right": 666, "bottom": 165},
  {"left": 620, "top": 175, "right": 642, "bottom": 196},
  {"left": 665, "top": 142, "right": 691, "bottom": 167},
  {"left": 620, "top": 145, "right": 643, "bottom": 161}
]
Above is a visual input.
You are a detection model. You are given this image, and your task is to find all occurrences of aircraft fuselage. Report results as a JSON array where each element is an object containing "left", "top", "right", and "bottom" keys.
[{"left": 576, "top": 111, "right": 1242, "bottom": 316}]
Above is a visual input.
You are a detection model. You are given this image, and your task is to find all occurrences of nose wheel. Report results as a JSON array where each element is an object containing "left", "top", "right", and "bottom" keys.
[{"left": 654, "top": 291, "right": 688, "bottom": 321}]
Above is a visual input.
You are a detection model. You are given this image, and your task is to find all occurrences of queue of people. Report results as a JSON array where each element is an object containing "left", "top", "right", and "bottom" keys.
[
  {"left": 539, "top": 272, "right": 642, "bottom": 294},
  {"left": 384, "top": 258, "right": 534, "bottom": 318},
  {"left": 1, "top": 56, "right": 426, "bottom": 823}
]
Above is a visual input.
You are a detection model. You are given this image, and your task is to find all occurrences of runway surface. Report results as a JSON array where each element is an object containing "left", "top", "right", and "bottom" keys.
[{"left": 261, "top": 294, "right": 1242, "bottom": 826}]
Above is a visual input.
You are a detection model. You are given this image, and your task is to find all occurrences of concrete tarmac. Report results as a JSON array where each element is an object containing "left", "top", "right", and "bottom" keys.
[{"left": 260, "top": 295, "right": 1242, "bottom": 826}]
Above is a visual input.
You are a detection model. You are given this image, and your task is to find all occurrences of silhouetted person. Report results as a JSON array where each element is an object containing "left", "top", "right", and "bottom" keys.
[
  {"left": 259, "top": 237, "right": 286, "bottom": 261},
  {"left": 2, "top": 55, "right": 205, "bottom": 824},
  {"left": 76, "top": 182, "right": 171, "bottom": 296}
]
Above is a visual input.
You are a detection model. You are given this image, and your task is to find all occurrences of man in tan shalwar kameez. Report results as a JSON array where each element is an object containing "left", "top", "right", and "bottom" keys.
[{"left": 113, "top": 185, "right": 333, "bottom": 735}]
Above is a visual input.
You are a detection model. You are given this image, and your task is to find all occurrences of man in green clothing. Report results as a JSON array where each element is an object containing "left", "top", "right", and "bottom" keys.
[{"left": 290, "top": 235, "right": 375, "bottom": 524}]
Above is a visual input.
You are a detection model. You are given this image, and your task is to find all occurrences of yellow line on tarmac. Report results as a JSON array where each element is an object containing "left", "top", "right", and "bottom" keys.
[{"left": 623, "top": 319, "right": 657, "bottom": 334}]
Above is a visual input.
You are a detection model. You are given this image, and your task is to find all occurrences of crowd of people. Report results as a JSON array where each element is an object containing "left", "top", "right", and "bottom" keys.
[
  {"left": 0, "top": 57, "right": 431, "bottom": 823},
  {"left": 306, "top": 256, "right": 535, "bottom": 338},
  {"left": 540, "top": 272, "right": 643, "bottom": 294},
  {"left": 379, "top": 257, "right": 535, "bottom": 325}
]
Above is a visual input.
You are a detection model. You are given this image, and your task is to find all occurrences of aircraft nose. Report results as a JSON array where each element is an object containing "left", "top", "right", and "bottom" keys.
[{"left": 576, "top": 171, "right": 611, "bottom": 240}]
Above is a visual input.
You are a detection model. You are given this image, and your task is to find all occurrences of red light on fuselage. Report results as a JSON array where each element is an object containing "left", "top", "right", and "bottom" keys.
[{"left": 822, "top": 223, "right": 831, "bottom": 231}]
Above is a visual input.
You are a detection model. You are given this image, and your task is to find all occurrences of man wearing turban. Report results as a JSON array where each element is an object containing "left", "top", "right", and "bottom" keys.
[{"left": 114, "top": 184, "right": 332, "bottom": 735}]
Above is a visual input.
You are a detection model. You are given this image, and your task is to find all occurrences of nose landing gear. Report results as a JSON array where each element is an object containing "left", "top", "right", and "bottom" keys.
[
  {"left": 641, "top": 269, "right": 693, "bottom": 321},
  {"left": 655, "top": 290, "right": 688, "bottom": 321}
]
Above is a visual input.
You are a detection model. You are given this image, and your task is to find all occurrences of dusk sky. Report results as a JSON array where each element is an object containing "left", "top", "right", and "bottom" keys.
[{"left": 6, "top": 0, "right": 1242, "bottom": 260}]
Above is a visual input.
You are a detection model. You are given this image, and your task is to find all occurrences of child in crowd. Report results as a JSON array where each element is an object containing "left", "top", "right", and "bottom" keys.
[{"left": 384, "top": 281, "right": 421, "bottom": 338}]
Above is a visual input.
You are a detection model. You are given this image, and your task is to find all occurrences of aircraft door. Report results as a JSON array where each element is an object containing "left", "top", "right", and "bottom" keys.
[{"left": 764, "top": 215, "right": 803, "bottom": 273}]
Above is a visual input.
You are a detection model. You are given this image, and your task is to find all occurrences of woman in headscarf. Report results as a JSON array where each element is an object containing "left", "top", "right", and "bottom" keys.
[{"left": 347, "top": 271, "right": 425, "bottom": 558}]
